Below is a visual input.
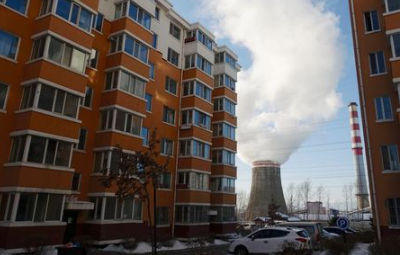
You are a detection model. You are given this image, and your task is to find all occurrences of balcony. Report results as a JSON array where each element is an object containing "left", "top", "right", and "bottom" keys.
[
  {"left": 212, "top": 112, "right": 237, "bottom": 126},
  {"left": 213, "top": 86, "right": 237, "bottom": 102},
  {"left": 212, "top": 137, "right": 237, "bottom": 152},
  {"left": 106, "top": 52, "right": 150, "bottom": 79},
  {"left": 111, "top": 17, "right": 153, "bottom": 45},
  {"left": 176, "top": 189, "right": 210, "bottom": 204},
  {"left": 211, "top": 193, "right": 236, "bottom": 205},
  {"left": 211, "top": 165, "right": 237, "bottom": 177},
  {"left": 183, "top": 69, "right": 214, "bottom": 87},
  {"left": 178, "top": 157, "right": 211, "bottom": 172},
  {"left": 181, "top": 96, "right": 213, "bottom": 113},
  {"left": 100, "top": 90, "right": 147, "bottom": 114},
  {"left": 384, "top": 10, "right": 400, "bottom": 32},
  {"left": 180, "top": 126, "right": 212, "bottom": 143}
]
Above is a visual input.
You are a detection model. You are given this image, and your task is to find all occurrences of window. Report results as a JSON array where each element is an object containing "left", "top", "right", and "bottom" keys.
[
  {"left": 167, "top": 48, "right": 179, "bottom": 66},
  {"left": 145, "top": 94, "right": 152, "bottom": 112},
  {"left": 0, "top": 193, "right": 15, "bottom": 221},
  {"left": 93, "top": 13, "right": 104, "bottom": 32},
  {"left": 375, "top": 96, "right": 393, "bottom": 121},
  {"left": 105, "top": 69, "right": 146, "bottom": 98},
  {"left": 149, "top": 62, "right": 155, "bottom": 79},
  {"left": 71, "top": 172, "right": 81, "bottom": 191},
  {"left": 215, "top": 74, "right": 236, "bottom": 91},
  {"left": 213, "top": 123, "right": 236, "bottom": 140},
  {"left": 212, "top": 150, "right": 235, "bottom": 166},
  {"left": 369, "top": 51, "right": 386, "bottom": 75},
  {"left": 96, "top": 196, "right": 142, "bottom": 221},
  {"left": 211, "top": 177, "right": 235, "bottom": 193},
  {"left": 141, "top": 127, "right": 149, "bottom": 146},
  {"left": 214, "top": 97, "right": 236, "bottom": 115},
  {"left": 177, "top": 171, "right": 208, "bottom": 190},
  {"left": 0, "top": 83, "right": 8, "bottom": 110},
  {"left": 181, "top": 109, "right": 211, "bottom": 130},
  {"left": 179, "top": 140, "right": 191, "bottom": 156},
  {"left": 364, "top": 11, "right": 380, "bottom": 32},
  {"left": 225, "top": 52, "right": 237, "bottom": 68},
  {"left": 88, "top": 49, "right": 98, "bottom": 69},
  {"left": 100, "top": 109, "right": 114, "bottom": 130},
  {"left": 165, "top": 76, "right": 177, "bottom": 95},
  {"left": 156, "top": 207, "right": 169, "bottom": 225},
  {"left": 35, "top": 84, "right": 80, "bottom": 118},
  {"left": 122, "top": 34, "right": 149, "bottom": 63},
  {"left": 196, "top": 30, "right": 213, "bottom": 50},
  {"left": 155, "top": 7, "right": 160, "bottom": 20},
  {"left": 182, "top": 80, "right": 211, "bottom": 102},
  {"left": 128, "top": 2, "right": 151, "bottom": 29},
  {"left": 1, "top": 0, "right": 28, "bottom": 14},
  {"left": 93, "top": 150, "right": 120, "bottom": 174},
  {"left": 185, "top": 54, "right": 196, "bottom": 69},
  {"left": 381, "top": 145, "right": 400, "bottom": 171},
  {"left": 0, "top": 30, "right": 19, "bottom": 60},
  {"left": 391, "top": 34, "right": 400, "bottom": 58},
  {"left": 175, "top": 206, "right": 208, "bottom": 223},
  {"left": 197, "top": 55, "right": 212, "bottom": 75},
  {"left": 31, "top": 37, "right": 46, "bottom": 60},
  {"left": 192, "top": 140, "right": 210, "bottom": 159},
  {"left": 388, "top": 198, "right": 400, "bottom": 226},
  {"left": 56, "top": 0, "right": 93, "bottom": 31},
  {"left": 20, "top": 84, "right": 37, "bottom": 109},
  {"left": 40, "top": 0, "right": 53, "bottom": 16},
  {"left": 48, "top": 37, "right": 87, "bottom": 73},
  {"left": 9, "top": 136, "right": 26, "bottom": 162},
  {"left": 169, "top": 23, "right": 181, "bottom": 40},
  {"left": 161, "top": 139, "right": 173, "bottom": 156},
  {"left": 163, "top": 107, "right": 175, "bottom": 125},
  {"left": 77, "top": 128, "right": 87, "bottom": 150},
  {"left": 152, "top": 33, "right": 158, "bottom": 48},
  {"left": 158, "top": 173, "right": 171, "bottom": 189},
  {"left": 99, "top": 108, "right": 142, "bottom": 136},
  {"left": 215, "top": 52, "right": 224, "bottom": 64},
  {"left": 386, "top": 0, "right": 400, "bottom": 12},
  {"left": 110, "top": 34, "right": 123, "bottom": 53},
  {"left": 210, "top": 206, "right": 235, "bottom": 222},
  {"left": 81, "top": 86, "right": 93, "bottom": 108},
  {"left": 15, "top": 193, "right": 63, "bottom": 222}
]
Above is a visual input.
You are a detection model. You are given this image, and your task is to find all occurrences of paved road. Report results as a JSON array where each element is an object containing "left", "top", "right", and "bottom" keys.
[{"left": 90, "top": 244, "right": 230, "bottom": 255}]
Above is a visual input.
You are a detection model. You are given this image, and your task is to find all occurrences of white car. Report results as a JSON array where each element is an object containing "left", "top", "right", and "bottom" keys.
[{"left": 229, "top": 226, "right": 311, "bottom": 255}]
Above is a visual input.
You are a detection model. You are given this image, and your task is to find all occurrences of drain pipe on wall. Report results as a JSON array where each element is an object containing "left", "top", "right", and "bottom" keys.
[{"left": 350, "top": 0, "right": 381, "bottom": 242}]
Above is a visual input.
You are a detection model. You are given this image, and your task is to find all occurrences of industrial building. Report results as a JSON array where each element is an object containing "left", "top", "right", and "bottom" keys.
[
  {"left": 0, "top": 0, "right": 239, "bottom": 252},
  {"left": 349, "top": 0, "right": 400, "bottom": 240}
]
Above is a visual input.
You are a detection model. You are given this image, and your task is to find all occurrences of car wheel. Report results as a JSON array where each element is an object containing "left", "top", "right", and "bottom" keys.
[{"left": 235, "top": 246, "right": 248, "bottom": 255}]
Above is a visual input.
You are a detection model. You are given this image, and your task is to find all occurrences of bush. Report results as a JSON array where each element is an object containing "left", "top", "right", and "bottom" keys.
[
  {"left": 279, "top": 241, "right": 312, "bottom": 255},
  {"left": 159, "top": 239, "right": 174, "bottom": 248},
  {"left": 369, "top": 236, "right": 400, "bottom": 255},
  {"left": 320, "top": 238, "right": 356, "bottom": 255},
  {"left": 24, "top": 234, "right": 49, "bottom": 255},
  {"left": 121, "top": 238, "right": 138, "bottom": 251}
]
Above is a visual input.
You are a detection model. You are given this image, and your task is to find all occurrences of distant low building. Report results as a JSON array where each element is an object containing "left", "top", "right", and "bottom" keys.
[{"left": 307, "top": 201, "right": 326, "bottom": 215}]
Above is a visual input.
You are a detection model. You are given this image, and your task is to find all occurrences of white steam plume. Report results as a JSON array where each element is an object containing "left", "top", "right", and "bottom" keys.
[{"left": 203, "top": 0, "right": 344, "bottom": 165}]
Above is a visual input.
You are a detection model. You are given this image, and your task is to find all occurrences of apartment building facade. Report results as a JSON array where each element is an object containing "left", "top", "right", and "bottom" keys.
[
  {"left": 349, "top": 0, "right": 400, "bottom": 240},
  {"left": 0, "top": 0, "right": 240, "bottom": 252}
]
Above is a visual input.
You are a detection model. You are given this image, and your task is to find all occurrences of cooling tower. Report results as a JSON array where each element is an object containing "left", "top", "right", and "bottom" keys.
[
  {"left": 246, "top": 161, "right": 287, "bottom": 221},
  {"left": 349, "top": 103, "right": 370, "bottom": 209}
]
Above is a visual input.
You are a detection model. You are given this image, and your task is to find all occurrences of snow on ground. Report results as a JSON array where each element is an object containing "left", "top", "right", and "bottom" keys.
[{"left": 314, "top": 243, "right": 371, "bottom": 255}]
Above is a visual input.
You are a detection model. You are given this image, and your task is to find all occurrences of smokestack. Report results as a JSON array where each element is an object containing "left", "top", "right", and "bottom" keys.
[
  {"left": 246, "top": 161, "right": 287, "bottom": 221},
  {"left": 348, "top": 102, "right": 370, "bottom": 210}
]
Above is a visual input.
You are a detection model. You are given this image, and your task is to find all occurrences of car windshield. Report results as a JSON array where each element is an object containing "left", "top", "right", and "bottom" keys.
[{"left": 297, "top": 230, "right": 309, "bottom": 238}]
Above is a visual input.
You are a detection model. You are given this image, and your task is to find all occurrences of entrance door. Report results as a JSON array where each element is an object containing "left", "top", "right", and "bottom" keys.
[{"left": 63, "top": 210, "right": 78, "bottom": 243}]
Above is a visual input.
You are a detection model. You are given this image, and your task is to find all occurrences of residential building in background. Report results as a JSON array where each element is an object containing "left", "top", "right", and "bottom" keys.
[
  {"left": 349, "top": 0, "right": 400, "bottom": 240},
  {"left": 0, "top": 0, "right": 239, "bottom": 252}
]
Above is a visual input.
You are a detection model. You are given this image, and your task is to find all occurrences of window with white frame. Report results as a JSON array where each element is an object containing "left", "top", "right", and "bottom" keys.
[
  {"left": 31, "top": 37, "right": 46, "bottom": 60},
  {"left": 215, "top": 52, "right": 224, "bottom": 64},
  {"left": 110, "top": 34, "right": 123, "bottom": 53},
  {"left": 1, "top": 0, "right": 28, "bottom": 14},
  {"left": 92, "top": 13, "right": 104, "bottom": 32},
  {"left": 388, "top": 198, "right": 400, "bottom": 226},
  {"left": 212, "top": 150, "right": 235, "bottom": 166},
  {"left": 156, "top": 207, "right": 169, "bottom": 225},
  {"left": 0, "top": 29, "right": 19, "bottom": 60},
  {"left": 165, "top": 76, "right": 177, "bottom": 95},
  {"left": 149, "top": 62, "right": 155, "bottom": 79},
  {"left": 141, "top": 127, "right": 149, "bottom": 146},
  {"left": 369, "top": 51, "right": 386, "bottom": 75},
  {"left": 185, "top": 30, "right": 213, "bottom": 50},
  {"left": 71, "top": 172, "right": 81, "bottom": 191},
  {"left": 182, "top": 80, "right": 211, "bottom": 102},
  {"left": 185, "top": 54, "right": 195, "bottom": 69},
  {"left": 80, "top": 86, "right": 93, "bottom": 108},
  {"left": 145, "top": 94, "right": 152, "bottom": 112},
  {"left": 162, "top": 106, "right": 175, "bottom": 125},
  {"left": 181, "top": 109, "right": 211, "bottom": 130},
  {"left": 169, "top": 23, "right": 181, "bottom": 40},
  {"left": 40, "top": 0, "right": 53, "bottom": 16},
  {"left": 210, "top": 206, "right": 236, "bottom": 222},
  {"left": 0, "top": 193, "right": 15, "bottom": 221},
  {"left": 110, "top": 33, "right": 149, "bottom": 63},
  {"left": 93, "top": 150, "right": 120, "bottom": 174},
  {"left": 196, "top": 55, "right": 212, "bottom": 75},
  {"left": 386, "top": 0, "right": 400, "bottom": 12},
  {"left": 158, "top": 173, "right": 171, "bottom": 189},
  {"left": 89, "top": 196, "right": 142, "bottom": 221},
  {"left": 225, "top": 52, "right": 237, "bottom": 68},
  {"left": 375, "top": 96, "right": 393, "bottom": 121},
  {"left": 391, "top": 33, "right": 400, "bottom": 58},
  {"left": 175, "top": 205, "right": 208, "bottom": 223},
  {"left": 215, "top": 74, "right": 236, "bottom": 91},
  {"left": 105, "top": 69, "right": 146, "bottom": 98},
  {"left": 100, "top": 108, "right": 142, "bottom": 136},
  {"left": 381, "top": 145, "right": 400, "bottom": 171},
  {"left": 213, "top": 122, "right": 236, "bottom": 140},
  {"left": 0, "top": 82, "right": 8, "bottom": 110},
  {"left": 114, "top": 1, "right": 151, "bottom": 30},
  {"left": 161, "top": 138, "right": 173, "bottom": 156},
  {"left": 210, "top": 177, "right": 235, "bottom": 193},
  {"left": 9, "top": 135, "right": 73, "bottom": 168},
  {"left": 179, "top": 140, "right": 210, "bottom": 159},
  {"left": 214, "top": 97, "right": 236, "bottom": 115},
  {"left": 167, "top": 48, "right": 179, "bottom": 66},
  {"left": 364, "top": 11, "right": 380, "bottom": 32},
  {"left": 20, "top": 83, "right": 80, "bottom": 119},
  {"left": 177, "top": 171, "right": 209, "bottom": 190},
  {"left": 56, "top": 0, "right": 93, "bottom": 32},
  {"left": 88, "top": 49, "right": 99, "bottom": 69}
]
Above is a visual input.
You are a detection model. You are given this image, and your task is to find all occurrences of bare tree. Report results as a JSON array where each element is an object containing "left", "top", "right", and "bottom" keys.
[
  {"left": 101, "top": 130, "right": 169, "bottom": 255},
  {"left": 300, "top": 179, "right": 313, "bottom": 220},
  {"left": 315, "top": 185, "right": 325, "bottom": 220},
  {"left": 342, "top": 184, "right": 350, "bottom": 214},
  {"left": 237, "top": 190, "right": 249, "bottom": 221},
  {"left": 285, "top": 183, "right": 296, "bottom": 214}
]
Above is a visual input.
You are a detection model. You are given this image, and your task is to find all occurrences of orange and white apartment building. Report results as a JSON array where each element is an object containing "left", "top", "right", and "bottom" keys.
[
  {"left": 350, "top": 0, "right": 400, "bottom": 240},
  {"left": 0, "top": 0, "right": 240, "bottom": 252}
]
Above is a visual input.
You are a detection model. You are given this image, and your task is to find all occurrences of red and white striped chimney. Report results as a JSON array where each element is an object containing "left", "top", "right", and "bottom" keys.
[{"left": 349, "top": 102, "right": 370, "bottom": 210}]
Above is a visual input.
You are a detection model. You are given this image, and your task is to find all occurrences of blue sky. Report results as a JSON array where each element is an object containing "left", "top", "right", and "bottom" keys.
[{"left": 169, "top": 0, "right": 361, "bottom": 208}]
